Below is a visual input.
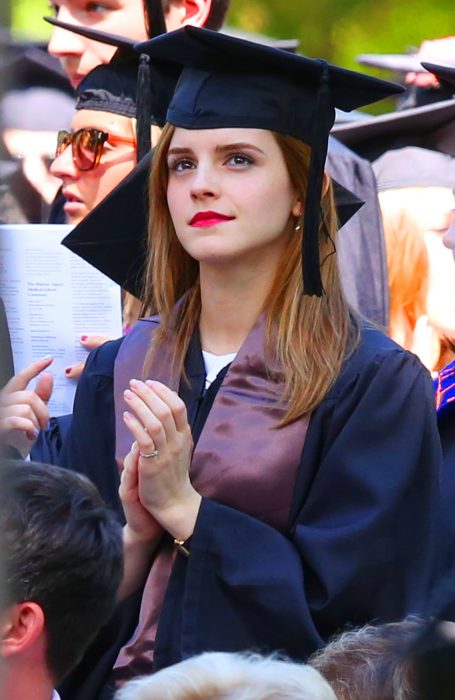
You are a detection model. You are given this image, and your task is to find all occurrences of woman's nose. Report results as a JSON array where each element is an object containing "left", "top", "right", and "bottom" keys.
[{"left": 190, "top": 166, "right": 220, "bottom": 200}]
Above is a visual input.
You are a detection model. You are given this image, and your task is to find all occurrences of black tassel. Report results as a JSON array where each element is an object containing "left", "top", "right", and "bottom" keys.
[
  {"left": 144, "top": 0, "right": 167, "bottom": 38},
  {"left": 302, "top": 61, "right": 331, "bottom": 297},
  {"left": 136, "top": 54, "right": 152, "bottom": 161}
]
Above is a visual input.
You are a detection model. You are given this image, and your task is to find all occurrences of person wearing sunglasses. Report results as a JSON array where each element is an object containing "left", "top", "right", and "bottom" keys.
[
  {"left": 50, "top": 77, "right": 139, "bottom": 226},
  {"left": 0, "top": 50, "right": 176, "bottom": 462}
]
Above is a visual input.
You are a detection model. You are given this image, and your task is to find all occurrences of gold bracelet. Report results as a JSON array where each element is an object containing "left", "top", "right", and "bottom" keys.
[{"left": 174, "top": 538, "right": 190, "bottom": 558}]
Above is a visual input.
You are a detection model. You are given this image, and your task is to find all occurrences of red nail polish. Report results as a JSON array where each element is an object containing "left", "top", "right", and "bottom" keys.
[
  {"left": 80, "top": 335, "right": 88, "bottom": 341},
  {"left": 65, "top": 367, "right": 72, "bottom": 375}
]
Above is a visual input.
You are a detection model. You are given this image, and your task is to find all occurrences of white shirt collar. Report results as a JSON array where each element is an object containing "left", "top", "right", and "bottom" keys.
[{"left": 51, "top": 691, "right": 61, "bottom": 700}]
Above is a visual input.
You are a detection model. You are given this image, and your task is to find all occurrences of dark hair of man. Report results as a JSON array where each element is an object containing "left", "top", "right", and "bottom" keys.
[
  {"left": 158, "top": 0, "right": 229, "bottom": 30},
  {"left": 0, "top": 459, "right": 124, "bottom": 683}
]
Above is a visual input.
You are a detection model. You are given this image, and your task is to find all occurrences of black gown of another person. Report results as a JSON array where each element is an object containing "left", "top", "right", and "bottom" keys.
[
  {"left": 55, "top": 317, "right": 441, "bottom": 700},
  {"left": 434, "top": 361, "right": 455, "bottom": 582}
]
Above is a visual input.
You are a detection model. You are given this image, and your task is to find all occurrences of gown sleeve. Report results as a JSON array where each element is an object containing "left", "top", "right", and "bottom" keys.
[
  {"left": 58, "top": 336, "right": 125, "bottom": 520},
  {"left": 154, "top": 341, "right": 442, "bottom": 669}
]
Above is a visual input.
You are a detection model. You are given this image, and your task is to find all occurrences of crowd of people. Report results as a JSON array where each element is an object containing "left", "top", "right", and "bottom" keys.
[{"left": 0, "top": 1, "right": 454, "bottom": 699}]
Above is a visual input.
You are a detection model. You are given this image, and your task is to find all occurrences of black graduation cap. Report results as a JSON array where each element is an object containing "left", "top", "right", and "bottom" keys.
[
  {"left": 422, "top": 62, "right": 455, "bottom": 89},
  {"left": 0, "top": 38, "right": 72, "bottom": 94},
  {"left": 44, "top": 18, "right": 180, "bottom": 159},
  {"left": 373, "top": 146, "right": 455, "bottom": 191},
  {"left": 356, "top": 47, "right": 455, "bottom": 108},
  {"left": 221, "top": 27, "right": 300, "bottom": 53},
  {"left": 331, "top": 98, "right": 455, "bottom": 160},
  {"left": 62, "top": 150, "right": 364, "bottom": 299},
  {"left": 357, "top": 52, "right": 421, "bottom": 73},
  {"left": 134, "top": 26, "right": 403, "bottom": 296}
]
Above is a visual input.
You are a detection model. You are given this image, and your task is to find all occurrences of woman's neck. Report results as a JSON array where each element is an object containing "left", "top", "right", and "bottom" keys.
[{"left": 198, "top": 260, "right": 276, "bottom": 355}]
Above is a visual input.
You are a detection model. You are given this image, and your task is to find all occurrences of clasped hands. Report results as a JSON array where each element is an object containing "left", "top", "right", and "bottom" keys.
[{"left": 119, "top": 379, "right": 201, "bottom": 547}]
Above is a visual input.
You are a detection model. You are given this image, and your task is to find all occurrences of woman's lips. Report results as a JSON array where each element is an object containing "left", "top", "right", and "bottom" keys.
[{"left": 189, "top": 211, "right": 235, "bottom": 228}]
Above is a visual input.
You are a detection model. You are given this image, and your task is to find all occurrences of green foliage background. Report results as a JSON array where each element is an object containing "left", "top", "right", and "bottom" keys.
[{"left": 8, "top": 0, "right": 455, "bottom": 72}]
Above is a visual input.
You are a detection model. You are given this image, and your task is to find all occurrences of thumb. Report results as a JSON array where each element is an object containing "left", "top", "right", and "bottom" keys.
[{"left": 35, "top": 372, "right": 54, "bottom": 404}]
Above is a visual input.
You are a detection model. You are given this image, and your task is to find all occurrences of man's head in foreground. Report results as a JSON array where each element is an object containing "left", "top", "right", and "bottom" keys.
[
  {"left": 0, "top": 459, "right": 123, "bottom": 700},
  {"left": 48, "top": 0, "right": 230, "bottom": 88}
]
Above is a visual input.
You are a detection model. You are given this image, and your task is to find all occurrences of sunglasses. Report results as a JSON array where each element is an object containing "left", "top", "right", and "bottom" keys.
[{"left": 55, "top": 128, "right": 136, "bottom": 171}]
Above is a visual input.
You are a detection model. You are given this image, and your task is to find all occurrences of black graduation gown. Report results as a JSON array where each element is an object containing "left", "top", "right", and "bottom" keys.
[{"left": 56, "top": 322, "right": 441, "bottom": 700}]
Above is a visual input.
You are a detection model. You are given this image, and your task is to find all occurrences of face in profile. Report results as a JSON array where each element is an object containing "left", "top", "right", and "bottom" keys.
[
  {"left": 50, "top": 108, "right": 137, "bottom": 224},
  {"left": 443, "top": 196, "right": 455, "bottom": 263},
  {"left": 423, "top": 187, "right": 455, "bottom": 344},
  {"left": 47, "top": 0, "right": 150, "bottom": 88},
  {"left": 47, "top": 0, "right": 213, "bottom": 88},
  {"left": 166, "top": 127, "right": 300, "bottom": 270}
]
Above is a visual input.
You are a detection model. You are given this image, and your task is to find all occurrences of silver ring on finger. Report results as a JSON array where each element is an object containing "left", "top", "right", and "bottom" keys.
[{"left": 139, "top": 449, "right": 159, "bottom": 459}]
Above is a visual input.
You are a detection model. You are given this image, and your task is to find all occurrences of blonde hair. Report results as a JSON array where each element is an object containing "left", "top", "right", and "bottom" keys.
[
  {"left": 379, "top": 186, "right": 455, "bottom": 370},
  {"left": 379, "top": 188, "right": 429, "bottom": 336},
  {"left": 115, "top": 652, "right": 338, "bottom": 700},
  {"left": 310, "top": 617, "right": 423, "bottom": 700},
  {"left": 142, "top": 125, "right": 359, "bottom": 424}
]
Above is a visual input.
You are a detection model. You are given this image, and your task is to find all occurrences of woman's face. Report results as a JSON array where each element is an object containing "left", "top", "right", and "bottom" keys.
[
  {"left": 423, "top": 187, "right": 455, "bottom": 342},
  {"left": 166, "top": 127, "right": 300, "bottom": 270},
  {"left": 50, "top": 108, "right": 136, "bottom": 225},
  {"left": 443, "top": 192, "right": 455, "bottom": 262}
]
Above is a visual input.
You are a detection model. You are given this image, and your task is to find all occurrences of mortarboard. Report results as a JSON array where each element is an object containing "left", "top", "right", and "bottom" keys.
[
  {"left": 422, "top": 62, "right": 455, "bottom": 90},
  {"left": 221, "top": 27, "right": 300, "bottom": 53},
  {"left": 44, "top": 18, "right": 180, "bottom": 159},
  {"left": 357, "top": 52, "right": 421, "bottom": 73},
  {"left": 62, "top": 149, "right": 365, "bottom": 299},
  {"left": 373, "top": 147, "right": 455, "bottom": 192},
  {"left": 0, "top": 39, "right": 72, "bottom": 94},
  {"left": 134, "top": 26, "right": 403, "bottom": 296},
  {"left": 331, "top": 98, "right": 455, "bottom": 160}
]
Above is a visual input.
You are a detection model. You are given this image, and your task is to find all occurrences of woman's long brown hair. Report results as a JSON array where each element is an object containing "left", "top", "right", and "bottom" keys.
[{"left": 141, "top": 124, "right": 360, "bottom": 424}]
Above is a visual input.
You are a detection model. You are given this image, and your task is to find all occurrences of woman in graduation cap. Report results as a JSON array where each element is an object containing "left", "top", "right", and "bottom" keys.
[{"left": 55, "top": 27, "right": 443, "bottom": 699}]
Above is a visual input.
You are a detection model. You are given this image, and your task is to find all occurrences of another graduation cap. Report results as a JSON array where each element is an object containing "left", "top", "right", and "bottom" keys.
[
  {"left": 62, "top": 150, "right": 365, "bottom": 299},
  {"left": 44, "top": 18, "right": 180, "bottom": 159},
  {"left": 357, "top": 52, "right": 421, "bottom": 73},
  {"left": 133, "top": 26, "right": 402, "bottom": 296},
  {"left": 373, "top": 147, "right": 455, "bottom": 192},
  {"left": 331, "top": 98, "right": 455, "bottom": 160},
  {"left": 0, "top": 37, "right": 72, "bottom": 94},
  {"left": 422, "top": 62, "right": 455, "bottom": 90}
]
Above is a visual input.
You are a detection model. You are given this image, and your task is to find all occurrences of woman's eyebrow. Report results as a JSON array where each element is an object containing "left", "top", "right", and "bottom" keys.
[
  {"left": 167, "top": 146, "right": 194, "bottom": 156},
  {"left": 215, "top": 143, "right": 265, "bottom": 155},
  {"left": 167, "top": 143, "right": 266, "bottom": 156}
]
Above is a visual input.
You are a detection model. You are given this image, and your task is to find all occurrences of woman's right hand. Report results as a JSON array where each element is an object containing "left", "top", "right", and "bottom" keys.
[
  {"left": 120, "top": 442, "right": 164, "bottom": 544},
  {"left": 118, "top": 444, "right": 164, "bottom": 600},
  {"left": 0, "top": 356, "right": 53, "bottom": 457}
]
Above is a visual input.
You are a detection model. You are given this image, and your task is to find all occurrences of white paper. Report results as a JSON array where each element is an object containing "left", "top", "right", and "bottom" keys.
[{"left": 0, "top": 224, "right": 122, "bottom": 416}]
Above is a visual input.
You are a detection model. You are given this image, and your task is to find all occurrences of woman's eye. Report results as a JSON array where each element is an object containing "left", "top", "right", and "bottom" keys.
[
  {"left": 226, "top": 153, "right": 253, "bottom": 167},
  {"left": 168, "top": 159, "right": 195, "bottom": 172}
]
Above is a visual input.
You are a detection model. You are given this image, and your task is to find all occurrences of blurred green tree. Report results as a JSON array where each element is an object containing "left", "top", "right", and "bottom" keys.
[{"left": 8, "top": 0, "right": 455, "bottom": 74}]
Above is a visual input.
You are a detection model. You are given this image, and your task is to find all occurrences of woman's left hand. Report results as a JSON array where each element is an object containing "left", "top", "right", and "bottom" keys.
[{"left": 123, "top": 379, "right": 201, "bottom": 541}]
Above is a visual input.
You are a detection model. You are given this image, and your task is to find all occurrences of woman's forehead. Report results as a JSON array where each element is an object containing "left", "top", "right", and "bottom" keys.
[{"left": 168, "top": 126, "right": 277, "bottom": 149}]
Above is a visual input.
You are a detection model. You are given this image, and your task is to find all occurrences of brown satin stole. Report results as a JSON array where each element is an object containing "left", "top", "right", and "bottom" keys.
[{"left": 112, "top": 313, "right": 310, "bottom": 684}]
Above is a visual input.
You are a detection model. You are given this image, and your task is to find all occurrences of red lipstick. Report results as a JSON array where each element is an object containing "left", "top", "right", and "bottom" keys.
[{"left": 189, "top": 211, "right": 235, "bottom": 228}]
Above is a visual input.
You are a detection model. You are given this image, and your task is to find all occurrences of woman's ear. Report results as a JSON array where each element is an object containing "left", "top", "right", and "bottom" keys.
[{"left": 292, "top": 199, "right": 303, "bottom": 218}]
